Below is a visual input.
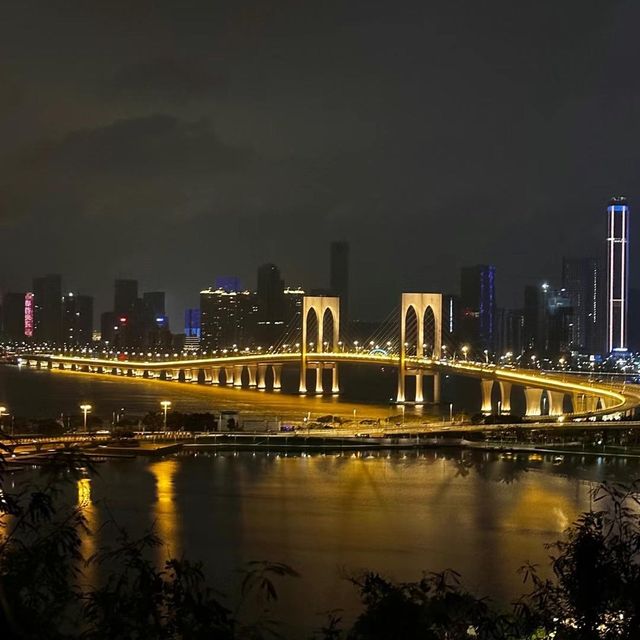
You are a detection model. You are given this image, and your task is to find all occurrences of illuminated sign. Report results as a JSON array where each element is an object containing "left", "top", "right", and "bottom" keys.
[{"left": 24, "top": 292, "right": 34, "bottom": 337}]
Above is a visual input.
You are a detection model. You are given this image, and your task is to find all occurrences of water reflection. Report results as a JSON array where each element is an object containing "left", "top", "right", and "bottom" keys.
[
  {"left": 77, "top": 477, "right": 97, "bottom": 588},
  {"left": 149, "top": 459, "right": 180, "bottom": 560}
]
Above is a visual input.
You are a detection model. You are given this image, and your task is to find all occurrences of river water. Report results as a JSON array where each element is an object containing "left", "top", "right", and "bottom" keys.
[
  {"left": 3, "top": 365, "right": 639, "bottom": 634},
  {"left": 0, "top": 363, "right": 482, "bottom": 423}
]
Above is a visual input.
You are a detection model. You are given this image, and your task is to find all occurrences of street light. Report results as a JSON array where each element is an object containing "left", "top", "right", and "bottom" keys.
[
  {"left": 160, "top": 400, "right": 172, "bottom": 431},
  {"left": 462, "top": 345, "right": 469, "bottom": 361},
  {"left": 80, "top": 404, "right": 92, "bottom": 432}
]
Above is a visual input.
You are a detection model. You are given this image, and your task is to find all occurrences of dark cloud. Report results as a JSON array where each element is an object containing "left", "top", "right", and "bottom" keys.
[
  {"left": 0, "top": 0, "right": 639, "bottom": 323},
  {"left": 112, "top": 58, "right": 226, "bottom": 104}
]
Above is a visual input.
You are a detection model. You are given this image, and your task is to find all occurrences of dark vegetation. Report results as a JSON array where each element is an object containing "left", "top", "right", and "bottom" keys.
[{"left": 0, "top": 444, "right": 639, "bottom": 638}]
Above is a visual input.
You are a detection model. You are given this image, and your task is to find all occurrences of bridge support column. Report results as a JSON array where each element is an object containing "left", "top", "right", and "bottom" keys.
[
  {"left": 585, "top": 396, "right": 599, "bottom": 412},
  {"left": 432, "top": 373, "right": 441, "bottom": 404},
  {"left": 498, "top": 381, "right": 511, "bottom": 414},
  {"left": 331, "top": 364, "right": 339, "bottom": 394},
  {"left": 233, "top": 365, "right": 243, "bottom": 387},
  {"left": 481, "top": 379, "right": 493, "bottom": 414},
  {"left": 224, "top": 367, "right": 234, "bottom": 386},
  {"left": 247, "top": 365, "right": 257, "bottom": 387},
  {"left": 572, "top": 393, "right": 585, "bottom": 413},
  {"left": 524, "top": 388, "right": 543, "bottom": 417},
  {"left": 600, "top": 396, "right": 617, "bottom": 410},
  {"left": 211, "top": 367, "right": 220, "bottom": 384},
  {"left": 414, "top": 373, "right": 424, "bottom": 404},
  {"left": 272, "top": 365, "right": 282, "bottom": 390},
  {"left": 299, "top": 358, "right": 307, "bottom": 394},
  {"left": 315, "top": 364, "right": 324, "bottom": 394},
  {"left": 257, "top": 364, "right": 267, "bottom": 389},
  {"left": 548, "top": 391, "right": 565, "bottom": 416},
  {"left": 396, "top": 370, "right": 406, "bottom": 404}
]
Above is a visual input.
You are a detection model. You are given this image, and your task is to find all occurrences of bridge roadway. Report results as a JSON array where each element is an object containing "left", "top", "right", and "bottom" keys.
[{"left": 19, "top": 351, "right": 640, "bottom": 419}]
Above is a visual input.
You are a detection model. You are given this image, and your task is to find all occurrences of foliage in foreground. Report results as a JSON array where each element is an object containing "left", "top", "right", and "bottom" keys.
[{"left": 0, "top": 447, "right": 639, "bottom": 639}]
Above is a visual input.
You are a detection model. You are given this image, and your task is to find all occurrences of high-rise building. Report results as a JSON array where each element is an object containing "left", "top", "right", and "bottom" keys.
[
  {"left": 283, "top": 287, "right": 305, "bottom": 327},
  {"left": 547, "top": 289, "right": 573, "bottom": 357},
  {"left": 114, "top": 279, "right": 138, "bottom": 315},
  {"left": 442, "top": 294, "right": 458, "bottom": 338},
  {"left": 143, "top": 291, "right": 165, "bottom": 318},
  {"left": 561, "top": 257, "right": 602, "bottom": 354},
  {"left": 200, "top": 287, "right": 258, "bottom": 350},
  {"left": 459, "top": 265, "right": 496, "bottom": 352},
  {"left": 1, "top": 292, "right": 26, "bottom": 341},
  {"left": 256, "top": 264, "right": 285, "bottom": 345},
  {"left": 184, "top": 308, "right": 201, "bottom": 352},
  {"left": 504, "top": 309, "right": 525, "bottom": 356},
  {"left": 62, "top": 293, "right": 93, "bottom": 345},
  {"left": 330, "top": 241, "right": 349, "bottom": 324},
  {"left": 606, "top": 197, "right": 629, "bottom": 354},
  {"left": 33, "top": 274, "right": 62, "bottom": 343}
]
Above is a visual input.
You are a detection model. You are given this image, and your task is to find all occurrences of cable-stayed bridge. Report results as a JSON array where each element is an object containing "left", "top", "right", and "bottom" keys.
[{"left": 19, "top": 294, "right": 640, "bottom": 419}]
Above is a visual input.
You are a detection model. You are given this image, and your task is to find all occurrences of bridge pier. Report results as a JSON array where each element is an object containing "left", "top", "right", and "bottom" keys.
[
  {"left": 498, "top": 381, "right": 511, "bottom": 413},
  {"left": 233, "top": 365, "right": 243, "bottom": 387},
  {"left": 524, "top": 387, "right": 543, "bottom": 417},
  {"left": 247, "top": 365, "right": 257, "bottom": 387},
  {"left": 331, "top": 364, "right": 339, "bottom": 394},
  {"left": 314, "top": 364, "right": 323, "bottom": 394},
  {"left": 257, "top": 364, "right": 267, "bottom": 389},
  {"left": 272, "top": 365, "right": 282, "bottom": 390},
  {"left": 414, "top": 373, "right": 424, "bottom": 404},
  {"left": 211, "top": 367, "right": 220, "bottom": 384},
  {"left": 481, "top": 379, "right": 493, "bottom": 414},
  {"left": 548, "top": 391, "right": 566, "bottom": 416}
]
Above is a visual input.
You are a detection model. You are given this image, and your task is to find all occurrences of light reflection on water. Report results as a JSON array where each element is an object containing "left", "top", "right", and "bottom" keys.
[
  {"left": 76, "top": 477, "right": 98, "bottom": 590},
  {"left": 69, "top": 449, "right": 640, "bottom": 634},
  {"left": 0, "top": 364, "right": 445, "bottom": 421},
  {"left": 149, "top": 459, "right": 180, "bottom": 560}
]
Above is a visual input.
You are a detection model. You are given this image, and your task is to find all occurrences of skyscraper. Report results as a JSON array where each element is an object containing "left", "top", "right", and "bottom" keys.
[
  {"left": 200, "top": 287, "right": 258, "bottom": 350},
  {"left": 114, "top": 279, "right": 138, "bottom": 316},
  {"left": 459, "top": 265, "right": 496, "bottom": 352},
  {"left": 62, "top": 293, "right": 93, "bottom": 345},
  {"left": 1, "top": 292, "right": 26, "bottom": 341},
  {"left": 330, "top": 241, "right": 349, "bottom": 324},
  {"left": 606, "top": 197, "right": 629, "bottom": 354},
  {"left": 256, "top": 264, "right": 285, "bottom": 344},
  {"left": 33, "top": 274, "right": 62, "bottom": 343},
  {"left": 561, "top": 257, "right": 602, "bottom": 354}
]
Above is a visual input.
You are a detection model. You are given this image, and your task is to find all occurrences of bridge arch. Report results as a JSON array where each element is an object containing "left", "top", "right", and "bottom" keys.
[
  {"left": 299, "top": 296, "right": 340, "bottom": 393},
  {"left": 423, "top": 306, "right": 436, "bottom": 358},
  {"left": 397, "top": 293, "right": 442, "bottom": 403}
]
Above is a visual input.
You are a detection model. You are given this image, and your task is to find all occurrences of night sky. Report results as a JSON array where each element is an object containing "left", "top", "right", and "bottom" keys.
[{"left": 1, "top": 1, "right": 639, "bottom": 323}]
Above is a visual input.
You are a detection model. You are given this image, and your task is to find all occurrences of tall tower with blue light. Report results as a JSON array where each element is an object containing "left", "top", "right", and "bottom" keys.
[{"left": 606, "top": 196, "right": 630, "bottom": 354}]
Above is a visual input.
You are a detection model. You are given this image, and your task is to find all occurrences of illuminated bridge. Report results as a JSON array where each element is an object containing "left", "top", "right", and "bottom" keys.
[{"left": 19, "top": 294, "right": 640, "bottom": 420}]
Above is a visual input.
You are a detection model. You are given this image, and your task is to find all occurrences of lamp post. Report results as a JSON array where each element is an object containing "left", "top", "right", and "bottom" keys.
[
  {"left": 80, "top": 404, "right": 92, "bottom": 432},
  {"left": 160, "top": 400, "right": 172, "bottom": 431},
  {"left": 462, "top": 345, "right": 469, "bottom": 361}
]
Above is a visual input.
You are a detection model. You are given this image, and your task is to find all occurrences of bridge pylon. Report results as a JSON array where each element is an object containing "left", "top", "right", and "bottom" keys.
[
  {"left": 299, "top": 296, "right": 340, "bottom": 395},
  {"left": 396, "top": 293, "right": 442, "bottom": 404}
]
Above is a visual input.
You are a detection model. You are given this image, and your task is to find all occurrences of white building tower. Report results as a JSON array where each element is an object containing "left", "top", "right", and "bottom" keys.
[{"left": 606, "top": 196, "right": 630, "bottom": 354}]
